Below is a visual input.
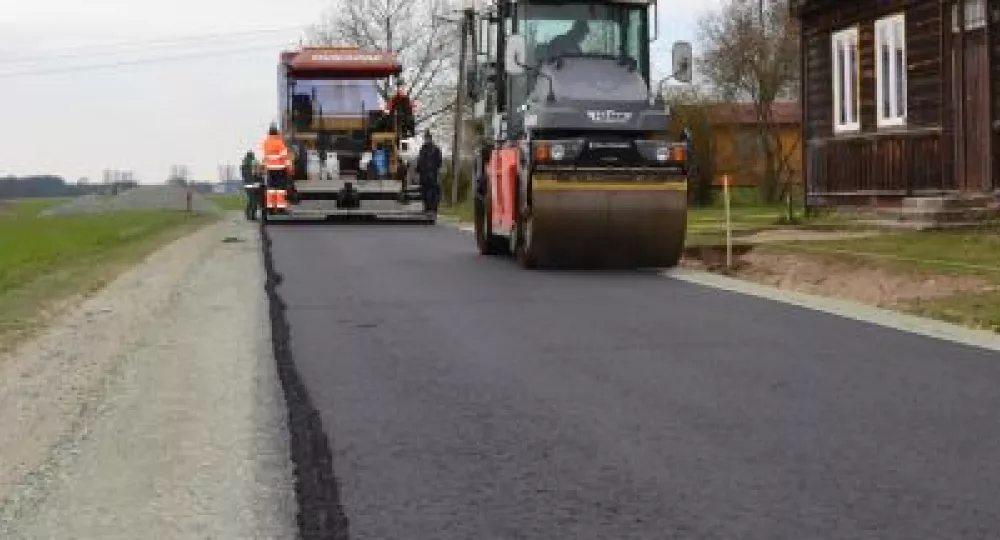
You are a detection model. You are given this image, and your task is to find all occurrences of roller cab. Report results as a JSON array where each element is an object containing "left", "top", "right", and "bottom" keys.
[{"left": 467, "top": 0, "right": 694, "bottom": 268}]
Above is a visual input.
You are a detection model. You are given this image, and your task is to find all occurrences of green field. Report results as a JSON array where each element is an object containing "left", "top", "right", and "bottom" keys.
[
  {"left": 206, "top": 193, "right": 244, "bottom": 211},
  {"left": 0, "top": 198, "right": 215, "bottom": 349}
]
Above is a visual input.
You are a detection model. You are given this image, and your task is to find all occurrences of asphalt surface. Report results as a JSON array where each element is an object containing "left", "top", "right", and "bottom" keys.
[{"left": 267, "top": 221, "right": 1000, "bottom": 540}]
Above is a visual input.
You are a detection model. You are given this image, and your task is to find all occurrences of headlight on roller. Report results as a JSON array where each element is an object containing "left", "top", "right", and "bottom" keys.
[
  {"left": 655, "top": 146, "right": 670, "bottom": 162},
  {"left": 533, "top": 139, "right": 583, "bottom": 164},
  {"left": 551, "top": 143, "right": 566, "bottom": 161}
]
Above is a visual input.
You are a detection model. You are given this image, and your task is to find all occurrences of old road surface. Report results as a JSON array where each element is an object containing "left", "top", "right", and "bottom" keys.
[{"left": 265, "top": 220, "right": 1000, "bottom": 540}]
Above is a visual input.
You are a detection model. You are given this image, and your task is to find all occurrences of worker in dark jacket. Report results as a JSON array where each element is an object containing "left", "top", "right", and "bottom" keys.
[
  {"left": 240, "top": 150, "right": 262, "bottom": 220},
  {"left": 415, "top": 130, "right": 443, "bottom": 214},
  {"left": 540, "top": 20, "right": 589, "bottom": 62},
  {"left": 387, "top": 79, "right": 416, "bottom": 137}
]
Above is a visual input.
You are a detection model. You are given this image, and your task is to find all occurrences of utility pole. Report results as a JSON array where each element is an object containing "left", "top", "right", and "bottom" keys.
[
  {"left": 386, "top": 15, "right": 394, "bottom": 89},
  {"left": 450, "top": 3, "right": 474, "bottom": 206}
]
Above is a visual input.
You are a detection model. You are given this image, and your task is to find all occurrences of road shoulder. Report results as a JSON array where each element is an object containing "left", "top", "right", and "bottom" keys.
[{"left": 0, "top": 215, "right": 295, "bottom": 538}]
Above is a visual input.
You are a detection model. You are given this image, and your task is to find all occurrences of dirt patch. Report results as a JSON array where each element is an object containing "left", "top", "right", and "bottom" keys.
[{"left": 682, "top": 246, "right": 997, "bottom": 309}]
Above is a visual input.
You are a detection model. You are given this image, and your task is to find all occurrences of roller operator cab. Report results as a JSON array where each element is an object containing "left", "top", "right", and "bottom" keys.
[{"left": 467, "top": 0, "right": 694, "bottom": 268}]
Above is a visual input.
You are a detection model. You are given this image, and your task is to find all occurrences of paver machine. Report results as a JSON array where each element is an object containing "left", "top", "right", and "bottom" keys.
[
  {"left": 465, "top": 0, "right": 694, "bottom": 268},
  {"left": 266, "top": 46, "right": 427, "bottom": 221}
]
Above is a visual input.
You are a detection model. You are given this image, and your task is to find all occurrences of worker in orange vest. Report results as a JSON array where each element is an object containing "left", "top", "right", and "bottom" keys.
[{"left": 260, "top": 123, "right": 294, "bottom": 211}]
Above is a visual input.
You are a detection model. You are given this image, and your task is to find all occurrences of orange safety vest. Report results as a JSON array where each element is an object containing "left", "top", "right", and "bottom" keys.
[{"left": 261, "top": 135, "right": 292, "bottom": 171}]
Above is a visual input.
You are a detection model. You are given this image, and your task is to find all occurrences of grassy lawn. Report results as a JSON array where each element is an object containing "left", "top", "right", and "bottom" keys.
[
  {"left": 439, "top": 199, "right": 474, "bottom": 224},
  {"left": 0, "top": 200, "right": 216, "bottom": 349},
  {"left": 776, "top": 227, "right": 1000, "bottom": 279},
  {"left": 687, "top": 203, "right": 787, "bottom": 235},
  {"left": 908, "top": 292, "right": 1000, "bottom": 333}
]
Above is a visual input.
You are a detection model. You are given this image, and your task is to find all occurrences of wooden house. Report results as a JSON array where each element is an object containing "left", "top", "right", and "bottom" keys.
[
  {"left": 706, "top": 102, "right": 802, "bottom": 189},
  {"left": 793, "top": 0, "right": 999, "bottom": 208}
]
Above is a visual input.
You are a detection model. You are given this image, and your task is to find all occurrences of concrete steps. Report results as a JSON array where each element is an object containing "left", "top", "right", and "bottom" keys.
[{"left": 836, "top": 194, "right": 999, "bottom": 231}]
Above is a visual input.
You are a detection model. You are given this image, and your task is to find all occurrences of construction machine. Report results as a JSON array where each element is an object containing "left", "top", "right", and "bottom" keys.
[
  {"left": 465, "top": 0, "right": 694, "bottom": 268},
  {"left": 263, "top": 46, "right": 429, "bottom": 222}
]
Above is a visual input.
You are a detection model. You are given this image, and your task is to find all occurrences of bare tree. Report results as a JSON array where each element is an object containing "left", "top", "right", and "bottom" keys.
[
  {"left": 698, "top": 0, "right": 799, "bottom": 204},
  {"left": 306, "top": 0, "right": 460, "bottom": 127},
  {"left": 665, "top": 85, "right": 718, "bottom": 207},
  {"left": 168, "top": 165, "right": 190, "bottom": 187}
]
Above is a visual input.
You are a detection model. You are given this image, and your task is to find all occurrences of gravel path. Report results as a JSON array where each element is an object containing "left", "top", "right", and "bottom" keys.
[{"left": 0, "top": 214, "right": 294, "bottom": 539}]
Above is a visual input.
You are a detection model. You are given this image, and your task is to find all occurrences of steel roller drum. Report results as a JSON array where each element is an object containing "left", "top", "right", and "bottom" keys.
[{"left": 526, "top": 176, "right": 688, "bottom": 269}]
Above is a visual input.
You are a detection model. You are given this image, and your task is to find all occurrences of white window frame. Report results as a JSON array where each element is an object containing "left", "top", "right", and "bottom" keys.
[
  {"left": 875, "top": 13, "right": 907, "bottom": 127},
  {"left": 831, "top": 26, "right": 861, "bottom": 133},
  {"left": 952, "top": 0, "right": 987, "bottom": 32}
]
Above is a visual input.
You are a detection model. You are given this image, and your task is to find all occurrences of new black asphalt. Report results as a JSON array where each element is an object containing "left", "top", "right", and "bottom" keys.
[{"left": 265, "top": 221, "right": 1000, "bottom": 540}]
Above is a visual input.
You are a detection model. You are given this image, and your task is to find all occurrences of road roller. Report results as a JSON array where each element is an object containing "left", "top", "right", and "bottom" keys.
[{"left": 465, "top": 0, "right": 693, "bottom": 268}]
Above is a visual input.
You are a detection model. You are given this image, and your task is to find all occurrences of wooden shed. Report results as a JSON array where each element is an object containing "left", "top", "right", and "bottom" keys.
[{"left": 793, "top": 0, "right": 999, "bottom": 207}]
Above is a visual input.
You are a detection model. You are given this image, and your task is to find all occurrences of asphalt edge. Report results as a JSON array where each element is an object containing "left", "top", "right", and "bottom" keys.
[
  {"left": 261, "top": 222, "right": 352, "bottom": 540},
  {"left": 440, "top": 218, "right": 1000, "bottom": 352},
  {"left": 667, "top": 267, "right": 1000, "bottom": 352}
]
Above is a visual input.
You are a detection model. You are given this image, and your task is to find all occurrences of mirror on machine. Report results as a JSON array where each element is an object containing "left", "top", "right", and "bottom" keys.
[
  {"left": 505, "top": 34, "right": 527, "bottom": 75},
  {"left": 672, "top": 41, "right": 693, "bottom": 84}
]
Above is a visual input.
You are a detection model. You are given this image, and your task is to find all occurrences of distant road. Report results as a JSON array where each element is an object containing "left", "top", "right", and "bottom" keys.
[{"left": 269, "top": 222, "right": 1000, "bottom": 540}]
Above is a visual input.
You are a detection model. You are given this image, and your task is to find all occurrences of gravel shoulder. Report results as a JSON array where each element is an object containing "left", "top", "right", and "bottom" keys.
[{"left": 0, "top": 213, "right": 295, "bottom": 538}]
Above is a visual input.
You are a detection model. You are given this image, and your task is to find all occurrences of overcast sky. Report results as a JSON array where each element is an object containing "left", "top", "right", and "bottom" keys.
[{"left": 0, "top": 0, "right": 719, "bottom": 183}]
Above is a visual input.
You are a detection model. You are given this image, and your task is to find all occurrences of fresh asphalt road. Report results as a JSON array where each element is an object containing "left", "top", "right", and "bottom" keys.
[{"left": 268, "top": 222, "right": 1000, "bottom": 540}]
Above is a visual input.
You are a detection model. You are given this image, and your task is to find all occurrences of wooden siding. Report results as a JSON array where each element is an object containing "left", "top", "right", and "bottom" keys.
[
  {"left": 992, "top": 2, "right": 1000, "bottom": 190},
  {"left": 799, "top": 0, "right": 959, "bottom": 195},
  {"left": 807, "top": 129, "right": 950, "bottom": 195}
]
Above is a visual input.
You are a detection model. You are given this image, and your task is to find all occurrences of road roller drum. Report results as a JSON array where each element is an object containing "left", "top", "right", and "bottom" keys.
[{"left": 523, "top": 177, "right": 688, "bottom": 268}]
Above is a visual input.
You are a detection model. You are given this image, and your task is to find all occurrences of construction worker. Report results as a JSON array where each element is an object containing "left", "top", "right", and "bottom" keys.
[
  {"left": 260, "top": 123, "right": 293, "bottom": 211},
  {"left": 240, "top": 149, "right": 262, "bottom": 220},
  {"left": 373, "top": 142, "right": 389, "bottom": 180},
  {"left": 415, "top": 129, "right": 442, "bottom": 215},
  {"left": 386, "top": 79, "right": 415, "bottom": 138}
]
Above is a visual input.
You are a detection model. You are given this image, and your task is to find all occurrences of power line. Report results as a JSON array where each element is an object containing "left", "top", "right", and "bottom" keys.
[
  {"left": 0, "top": 26, "right": 306, "bottom": 65},
  {"left": 0, "top": 42, "right": 296, "bottom": 78}
]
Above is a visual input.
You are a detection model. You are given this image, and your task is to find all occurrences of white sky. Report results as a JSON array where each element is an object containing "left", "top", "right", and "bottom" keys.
[{"left": 0, "top": 0, "right": 719, "bottom": 183}]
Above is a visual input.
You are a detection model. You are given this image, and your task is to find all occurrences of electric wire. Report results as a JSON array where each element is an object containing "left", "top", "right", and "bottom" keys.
[
  {"left": 0, "top": 26, "right": 305, "bottom": 65},
  {"left": 0, "top": 42, "right": 298, "bottom": 78}
]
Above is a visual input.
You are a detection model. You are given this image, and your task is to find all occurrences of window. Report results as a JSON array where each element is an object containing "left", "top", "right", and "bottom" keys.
[
  {"left": 831, "top": 27, "right": 860, "bottom": 132},
  {"left": 876, "top": 13, "right": 907, "bottom": 127},
  {"left": 953, "top": 0, "right": 987, "bottom": 32},
  {"left": 520, "top": 1, "right": 649, "bottom": 80}
]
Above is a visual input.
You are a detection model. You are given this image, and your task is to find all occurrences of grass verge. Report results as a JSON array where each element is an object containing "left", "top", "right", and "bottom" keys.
[
  {"left": 776, "top": 227, "right": 1000, "bottom": 279},
  {"left": 439, "top": 199, "right": 474, "bottom": 224},
  {"left": 0, "top": 202, "right": 217, "bottom": 350},
  {"left": 739, "top": 227, "right": 1000, "bottom": 332}
]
